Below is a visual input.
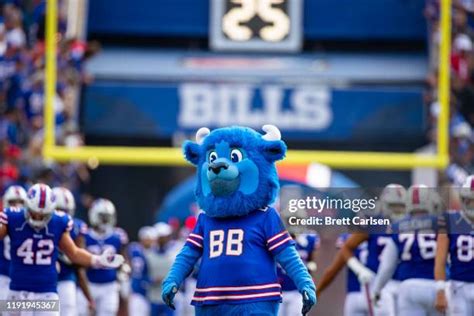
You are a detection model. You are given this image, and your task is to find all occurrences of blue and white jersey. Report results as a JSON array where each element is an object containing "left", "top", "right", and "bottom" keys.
[
  {"left": 0, "top": 208, "right": 72, "bottom": 293},
  {"left": 440, "top": 211, "right": 474, "bottom": 282},
  {"left": 366, "top": 233, "right": 392, "bottom": 273},
  {"left": 185, "top": 207, "right": 295, "bottom": 306},
  {"left": 277, "top": 233, "right": 319, "bottom": 292},
  {"left": 0, "top": 236, "right": 11, "bottom": 276},
  {"left": 128, "top": 242, "right": 149, "bottom": 296},
  {"left": 58, "top": 218, "right": 88, "bottom": 282},
  {"left": 337, "top": 233, "right": 368, "bottom": 293},
  {"left": 84, "top": 228, "right": 126, "bottom": 284},
  {"left": 390, "top": 214, "right": 438, "bottom": 281}
]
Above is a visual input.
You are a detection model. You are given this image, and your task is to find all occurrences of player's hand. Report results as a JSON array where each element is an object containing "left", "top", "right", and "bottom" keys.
[
  {"left": 93, "top": 248, "right": 124, "bottom": 269},
  {"left": 435, "top": 290, "right": 448, "bottom": 313},
  {"left": 357, "top": 267, "right": 375, "bottom": 284},
  {"left": 162, "top": 281, "right": 178, "bottom": 310},
  {"left": 301, "top": 287, "right": 317, "bottom": 315},
  {"left": 87, "top": 298, "right": 96, "bottom": 313},
  {"left": 372, "top": 291, "right": 381, "bottom": 307}
]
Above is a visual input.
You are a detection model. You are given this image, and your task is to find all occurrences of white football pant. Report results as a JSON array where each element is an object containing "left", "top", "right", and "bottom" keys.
[
  {"left": 57, "top": 280, "right": 76, "bottom": 316},
  {"left": 398, "top": 279, "right": 442, "bottom": 316},
  {"left": 446, "top": 281, "right": 474, "bottom": 316},
  {"left": 77, "top": 282, "right": 119, "bottom": 316}
]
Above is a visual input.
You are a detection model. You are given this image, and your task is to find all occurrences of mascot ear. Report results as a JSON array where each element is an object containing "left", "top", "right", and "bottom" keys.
[
  {"left": 261, "top": 140, "right": 287, "bottom": 162},
  {"left": 260, "top": 124, "right": 287, "bottom": 162},
  {"left": 183, "top": 141, "right": 201, "bottom": 165}
]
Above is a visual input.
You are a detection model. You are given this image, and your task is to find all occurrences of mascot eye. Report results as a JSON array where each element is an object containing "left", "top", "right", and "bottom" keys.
[
  {"left": 209, "top": 151, "right": 218, "bottom": 163},
  {"left": 230, "top": 149, "right": 243, "bottom": 163}
]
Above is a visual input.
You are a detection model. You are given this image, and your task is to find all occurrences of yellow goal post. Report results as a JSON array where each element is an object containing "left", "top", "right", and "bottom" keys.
[{"left": 42, "top": 0, "right": 451, "bottom": 170}]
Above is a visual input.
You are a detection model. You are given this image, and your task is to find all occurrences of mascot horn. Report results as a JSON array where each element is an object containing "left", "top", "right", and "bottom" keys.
[{"left": 162, "top": 125, "right": 317, "bottom": 316}]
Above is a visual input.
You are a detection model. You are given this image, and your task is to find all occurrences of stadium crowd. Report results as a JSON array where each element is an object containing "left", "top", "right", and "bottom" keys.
[
  {"left": 0, "top": 0, "right": 98, "bottom": 213},
  {"left": 424, "top": 0, "right": 474, "bottom": 185}
]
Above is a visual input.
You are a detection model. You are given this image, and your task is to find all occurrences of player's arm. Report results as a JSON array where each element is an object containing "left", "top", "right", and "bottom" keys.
[
  {"left": 59, "top": 232, "right": 123, "bottom": 268},
  {"left": 317, "top": 233, "right": 370, "bottom": 295},
  {"left": 317, "top": 250, "right": 346, "bottom": 296},
  {"left": 372, "top": 238, "right": 398, "bottom": 296},
  {"left": 76, "top": 267, "right": 95, "bottom": 310},
  {"left": 341, "top": 233, "right": 375, "bottom": 285},
  {"left": 434, "top": 233, "right": 449, "bottom": 313},
  {"left": 340, "top": 232, "right": 368, "bottom": 260},
  {"left": 0, "top": 222, "right": 7, "bottom": 240},
  {"left": 73, "top": 234, "right": 95, "bottom": 309},
  {"left": 0, "top": 210, "right": 8, "bottom": 239}
]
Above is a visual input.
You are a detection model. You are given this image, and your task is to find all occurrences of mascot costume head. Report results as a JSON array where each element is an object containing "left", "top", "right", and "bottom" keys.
[
  {"left": 162, "top": 125, "right": 316, "bottom": 316},
  {"left": 183, "top": 124, "right": 286, "bottom": 218}
]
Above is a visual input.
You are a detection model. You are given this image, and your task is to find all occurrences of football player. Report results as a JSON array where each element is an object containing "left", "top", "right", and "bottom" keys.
[
  {"left": 78, "top": 198, "right": 128, "bottom": 316},
  {"left": 278, "top": 233, "right": 318, "bottom": 316},
  {"left": 52, "top": 187, "right": 94, "bottom": 316},
  {"left": 128, "top": 226, "right": 156, "bottom": 316},
  {"left": 336, "top": 233, "right": 370, "bottom": 316},
  {"left": 0, "top": 185, "right": 27, "bottom": 300},
  {"left": 0, "top": 184, "right": 123, "bottom": 316},
  {"left": 317, "top": 184, "right": 406, "bottom": 316},
  {"left": 434, "top": 175, "right": 474, "bottom": 315},
  {"left": 373, "top": 184, "right": 440, "bottom": 316}
]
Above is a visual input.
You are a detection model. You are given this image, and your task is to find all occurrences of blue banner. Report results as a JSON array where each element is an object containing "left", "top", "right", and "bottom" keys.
[
  {"left": 82, "top": 81, "right": 424, "bottom": 142},
  {"left": 88, "top": 0, "right": 425, "bottom": 40}
]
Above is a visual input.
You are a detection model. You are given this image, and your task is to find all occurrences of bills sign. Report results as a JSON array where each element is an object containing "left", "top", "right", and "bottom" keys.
[{"left": 82, "top": 81, "right": 424, "bottom": 142}]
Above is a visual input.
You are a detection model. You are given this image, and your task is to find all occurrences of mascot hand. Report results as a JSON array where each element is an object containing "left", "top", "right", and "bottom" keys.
[
  {"left": 162, "top": 281, "right": 178, "bottom": 310},
  {"left": 301, "top": 287, "right": 317, "bottom": 315}
]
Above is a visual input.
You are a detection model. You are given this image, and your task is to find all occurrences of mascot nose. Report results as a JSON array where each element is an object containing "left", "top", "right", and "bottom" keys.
[{"left": 209, "top": 162, "right": 229, "bottom": 175}]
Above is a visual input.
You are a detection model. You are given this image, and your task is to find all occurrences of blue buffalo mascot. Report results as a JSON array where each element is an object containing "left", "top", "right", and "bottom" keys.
[{"left": 162, "top": 125, "right": 317, "bottom": 315}]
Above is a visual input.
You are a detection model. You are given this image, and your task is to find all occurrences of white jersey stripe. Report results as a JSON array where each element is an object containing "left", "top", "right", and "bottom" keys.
[
  {"left": 186, "top": 238, "right": 202, "bottom": 248},
  {"left": 195, "top": 283, "right": 281, "bottom": 292},
  {"left": 193, "top": 291, "right": 281, "bottom": 301},
  {"left": 189, "top": 233, "right": 203, "bottom": 240},
  {"left": 268, "top": 236, "right": 292, "bottom": 251},
  {"left": 267, "top": 231, "right": 286, "bottom": 244}
]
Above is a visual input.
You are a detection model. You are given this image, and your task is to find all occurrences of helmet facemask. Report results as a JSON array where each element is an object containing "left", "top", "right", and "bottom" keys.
[
  {"left": 462, "top": 196, "right": 474, "bottom": 220},
  {"left": 25, "top": 208, "right": 53, "bottom": 230},
  {"left": 385, "top": 202, "right": 406, "bottom": 221}
]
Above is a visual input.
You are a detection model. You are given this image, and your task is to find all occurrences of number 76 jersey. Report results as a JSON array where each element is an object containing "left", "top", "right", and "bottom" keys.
[
  {"left": 1, "top": 208, "right": 72, "bottom": 293},
  {"left": 185, "top": 207, "right": 295, "bottom": 306},
  {"left": 390, "top": 214, "right": 438, "bottom": 281}
]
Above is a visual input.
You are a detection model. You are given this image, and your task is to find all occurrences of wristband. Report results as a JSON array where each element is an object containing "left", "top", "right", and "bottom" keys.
[
  {"left": 435, "top": 280, "right": 446, "bottom": 292},
  {"left": 91, "top": 255, "right": 102, "bottom": 268}
]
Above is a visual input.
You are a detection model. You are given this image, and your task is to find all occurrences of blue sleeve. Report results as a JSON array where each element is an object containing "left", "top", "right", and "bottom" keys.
[
  {"left": 264, "top": 208, "right": 295, "bottom": 256},
  {"left": 56, "top": 211, "right": 73, "bottom": 234},
  {"left": 184, "top": 213, "right": 204, "bottom": 253},
  {"left": 163, "top": 244, "right": 201, "bottom": 287},
  {"left": 275, "top": 246, "right": 316, "bottom": 293}
]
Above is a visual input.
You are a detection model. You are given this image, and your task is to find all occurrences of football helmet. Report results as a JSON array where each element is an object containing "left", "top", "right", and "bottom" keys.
[
  {"left": 460, "top": 175, "right": 474, "bottom": 219},
  {"left": 89, "top": 198, "right": 116, "bottom": 230},
  {"left": 380, "top": 184, "right": 406, "bottom": 221},
  {"left": 52, "top": 187, "right": 76, "bottom": 216},
  {"left": 3, "top": 185, "right": 27, "bottom": 208},
  {"left": 406, "top": 184, "right": 433, "bottom": 214},
  {"left": 26, "top": 183, "right": 56, "bottom": 229},
  {"left": 138, "top": 226, "right": 158, "bottom": 241}
]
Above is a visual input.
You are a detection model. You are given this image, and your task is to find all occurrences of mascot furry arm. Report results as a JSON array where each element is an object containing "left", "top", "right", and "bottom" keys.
[{"left": 162, "top": 125, "right": 316, "bottom": 316}]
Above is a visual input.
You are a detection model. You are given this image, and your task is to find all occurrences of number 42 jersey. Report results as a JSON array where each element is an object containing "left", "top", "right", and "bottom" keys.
[
  {"left": 0, "top": 208, "right": 72, "bottom": 293},
  {"left": 185, "top": 207, "right": 295, "bottom": 306}
]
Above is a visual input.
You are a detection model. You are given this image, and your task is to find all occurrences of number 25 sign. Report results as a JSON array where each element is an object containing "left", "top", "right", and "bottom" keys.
[{"left": 210, "top": 0, "right": 302, "bottom": 52}]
